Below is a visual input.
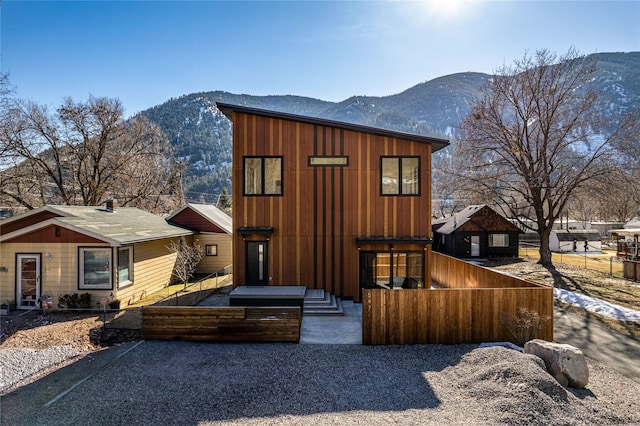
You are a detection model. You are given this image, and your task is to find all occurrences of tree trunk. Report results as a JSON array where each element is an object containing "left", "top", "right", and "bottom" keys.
[{"left": 537, "top": 229, "right": 553, "bottom": 267}]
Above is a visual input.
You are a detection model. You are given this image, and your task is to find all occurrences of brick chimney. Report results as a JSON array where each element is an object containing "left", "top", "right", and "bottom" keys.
[{"left": 106, "top": 199, "right": 118, "bottom": 212}]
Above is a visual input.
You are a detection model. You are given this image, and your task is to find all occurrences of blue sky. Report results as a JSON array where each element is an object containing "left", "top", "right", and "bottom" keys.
[{"left": 2, "top": 1, "right": 639, "bottom": 117}]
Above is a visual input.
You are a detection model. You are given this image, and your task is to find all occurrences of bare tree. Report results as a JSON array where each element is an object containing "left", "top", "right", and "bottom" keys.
[
  {"left": 455, "top": 48, "right": 636, "bottom": 267},
  {"left": 167, "top": 237, "right": 204, "bottom": 289},
  {"left": 588, "top": 169, "right": 640, "bottom": 222},
  {"left": 0, "top": 95, "right": 182, "bottom": 213}
]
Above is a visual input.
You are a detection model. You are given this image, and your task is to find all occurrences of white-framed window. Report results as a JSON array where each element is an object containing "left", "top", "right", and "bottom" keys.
[
  {"left": 206, "top": 244, "right": 218, "bottom": 256},
  {"left": 79, "top": 247, "right": 112, "bottom": 289},
  {"left": 118, "top": 246, "right": 133, "bottom": 287},
  {"left": 489, "top": 234, "right": 509, "bottom": 248}
]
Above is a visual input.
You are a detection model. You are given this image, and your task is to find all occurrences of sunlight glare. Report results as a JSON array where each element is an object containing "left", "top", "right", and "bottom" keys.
[{"left": 422, "top": 0, "right": 477, "bottom": 19}]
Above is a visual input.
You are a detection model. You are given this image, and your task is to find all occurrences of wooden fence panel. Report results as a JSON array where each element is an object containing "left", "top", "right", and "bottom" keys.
[
  {"left": 142, "top": 306, "right": 302, "bottom": 343},
  {"left": 363, "top": 287, "right": 553, "bottom": 345},
  {"left": 431, "top": 252, "right": 545, "bottom": 289}
]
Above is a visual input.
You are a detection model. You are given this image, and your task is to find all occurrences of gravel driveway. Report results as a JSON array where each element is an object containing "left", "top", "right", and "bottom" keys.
[{"left": 2, "top": 342, "right": 639, "bottom": 425}]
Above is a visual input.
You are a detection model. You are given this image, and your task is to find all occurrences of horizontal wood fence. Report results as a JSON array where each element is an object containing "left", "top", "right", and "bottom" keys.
[
  {"left": 142, "top": 306, "right": 301, "bottom": 343},
  {"left": 363, "top": 252, "right": 553, "bottom": 345}
]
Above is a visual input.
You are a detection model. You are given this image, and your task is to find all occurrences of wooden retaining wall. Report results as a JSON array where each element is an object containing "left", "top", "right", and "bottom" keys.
[
  {"left": 142, "top": 306, "right": 301, "bottom": 343},
  {"left": 363, "top": 252, "right": 553, "bottom": 345}
]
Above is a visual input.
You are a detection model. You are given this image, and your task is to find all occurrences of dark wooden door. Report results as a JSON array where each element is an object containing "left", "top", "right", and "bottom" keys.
[{"left": 246, "top": 241, "right": 268, "bottom": 285}]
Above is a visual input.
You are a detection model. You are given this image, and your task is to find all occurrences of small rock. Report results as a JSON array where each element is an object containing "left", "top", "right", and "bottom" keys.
[{"left": 524, "top": 339, "right": 589, "bottom": 388}]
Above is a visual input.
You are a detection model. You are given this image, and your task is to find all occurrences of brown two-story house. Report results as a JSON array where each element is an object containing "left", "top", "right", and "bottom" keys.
[{"left": 217, "top": 103, "right": 448, "bottom": 302}]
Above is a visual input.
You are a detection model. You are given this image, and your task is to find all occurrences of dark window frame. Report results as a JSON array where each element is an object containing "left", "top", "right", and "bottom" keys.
[
  {"left": 380, "top": 156, "right": 421, "bottom": 196},
  {"left": 361, "top": 249, "right": 425, "bottom": 289},
  {"left": 308, "top": 156, "right": 349, "bottom": 167},
  {"left": 205, "top": 244, "right": 218, "bottom": 256},
  {"left": 243, "top": 156, "right": 284, "bottom": 196}
]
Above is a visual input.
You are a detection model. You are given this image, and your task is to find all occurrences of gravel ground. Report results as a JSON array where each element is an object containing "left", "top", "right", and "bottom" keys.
[
  {"left": 2, "top": 343, "right": 640, "bottom": 425},
  {"left": 2, "top": 284, "right": 640, "bottom": 424}
]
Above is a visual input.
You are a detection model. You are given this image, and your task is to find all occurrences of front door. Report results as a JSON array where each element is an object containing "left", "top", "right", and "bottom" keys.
[
  {"left": 246, "top": 241, "right": 268, "bottom": 285},
  {"left": 470, "top": 236, "right": 480, "bottom": 257},
  {"left": 17, "top": 254, "right": 41, "bottom": 309}
]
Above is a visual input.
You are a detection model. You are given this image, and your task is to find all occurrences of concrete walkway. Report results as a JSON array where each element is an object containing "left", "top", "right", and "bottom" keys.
[
  {"left": 300, "top": 300, "right": 362, "bottom": 344},
  {"left": 553, "top": 306, "right": 640, "bottom": 382}
]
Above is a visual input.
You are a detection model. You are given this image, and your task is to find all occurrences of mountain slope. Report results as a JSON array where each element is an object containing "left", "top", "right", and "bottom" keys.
[{"left": 140, "top": 52, "right": 639, "bottom": 203}]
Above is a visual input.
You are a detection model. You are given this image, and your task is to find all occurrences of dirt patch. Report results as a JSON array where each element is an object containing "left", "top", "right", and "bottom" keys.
[{"left": 1, "top": 309, "right": 143, "bottom": 351}]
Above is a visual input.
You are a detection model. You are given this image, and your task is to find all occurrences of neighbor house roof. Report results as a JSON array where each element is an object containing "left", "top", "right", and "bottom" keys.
[
  {"left": 610, "top": 228, "right": 640, "bottom": 237},
  {"left": 552, "top": 229, "right": 601, "bottom": 241},
  {"left": 216, "top": 102, "right": 450, "bottom": 153},
  {"left": 435, "top": 204, "right": 521, "bottom": 235},
  {"left": 0, "top": 205, "right": 192, "bottom": 245},
  {"left": 167, "top": 203, "right": 232, "bottom": 235}
]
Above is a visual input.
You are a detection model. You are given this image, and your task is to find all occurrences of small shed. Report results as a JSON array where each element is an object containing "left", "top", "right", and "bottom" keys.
[
  {"left": 432, "top": 205, "right": 522, "bottom": 258},
  {"left": 611, "top": 228, "right": 639, "bottom": 280},
  {"left": 549, "top": 230, "right": 602, "bottom": 252},
  {"left": 167, "top": 203, "right": 232, "bottom": 274}
]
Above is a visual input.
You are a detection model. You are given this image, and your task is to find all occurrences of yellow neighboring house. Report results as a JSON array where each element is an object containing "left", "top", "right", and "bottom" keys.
[
  {"left": 166, "top": 203, "right": 233, "bottom": 275},
  {"left": 0, "top": 202, "right": 193, "bottom": 310}
]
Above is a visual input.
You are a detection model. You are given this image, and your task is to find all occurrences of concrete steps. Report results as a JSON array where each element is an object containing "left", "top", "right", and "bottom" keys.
[{"left": 303, "top": 289, "right": 344, "bottom": 316}]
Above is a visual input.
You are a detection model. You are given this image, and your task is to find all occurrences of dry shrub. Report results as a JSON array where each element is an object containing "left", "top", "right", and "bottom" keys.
[{"left": 503, "top": 307, "right": 551, "bottom": 347}]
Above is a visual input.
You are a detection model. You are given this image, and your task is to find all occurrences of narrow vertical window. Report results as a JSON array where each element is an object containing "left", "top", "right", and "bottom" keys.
[
  {"left": 244, "top": 157, "right": 263, "bottom": 195},
  {"left": 118, "top": 247, "right": 133, "bottom": 286},
  {"left": 258, "top": 244, "right": 264, "bottom": 280},
  {"left": 381, "top": 157, "right": 400, "bottom": 195},
  {"left": 402, "top": 157, "right": 419, "bottom": 195}
]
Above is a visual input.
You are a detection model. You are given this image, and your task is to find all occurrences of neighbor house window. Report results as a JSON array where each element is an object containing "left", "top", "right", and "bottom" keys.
[
  {"left": 118, "top": 247, "right": 133, "bottom": 287},
  {"left": 489, "top": 234, "right": 509, "bottom": 247},
  {"left": 381, "top": 156, "right": 420, "bottom": 195},
  {"left": 244, "top": 156, "right": 282, "bottom": 195},
  {"left": 79, "top": 247, "right": 112, "bottom": 289},
  {"left": 206, "top": 244, "right": 218, "bottom": 256}
]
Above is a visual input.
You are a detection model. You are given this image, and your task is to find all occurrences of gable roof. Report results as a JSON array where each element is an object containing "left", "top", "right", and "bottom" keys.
[
  {"left": 216, "top": 102, "right": 450, "bottom": 153},
  {"left": 435, "top": 204, "right": 522, "bottom": 235},
  {"left": 0, "top": 205, "right": 192, "bottom": 245},
  {"left": 167, "top": 203, "right": 232, "bottom": 235}
]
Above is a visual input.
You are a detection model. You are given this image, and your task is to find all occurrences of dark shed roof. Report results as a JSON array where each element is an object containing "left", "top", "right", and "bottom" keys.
[{"left": 216, "top": 102, "right": 450, "bottom": 153}]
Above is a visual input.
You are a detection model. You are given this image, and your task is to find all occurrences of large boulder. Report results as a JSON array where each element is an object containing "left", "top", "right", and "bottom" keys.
[{"left": 524, "top": 339, "right": 589, "bottom": 388}]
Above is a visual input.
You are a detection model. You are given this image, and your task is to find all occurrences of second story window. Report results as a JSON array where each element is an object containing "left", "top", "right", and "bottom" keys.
[
  {"left": 381, "top": 156, "right": 420, "bottom": 195},
  {"left": 244, "top": 156, "right": 283, "bottom": 195}
]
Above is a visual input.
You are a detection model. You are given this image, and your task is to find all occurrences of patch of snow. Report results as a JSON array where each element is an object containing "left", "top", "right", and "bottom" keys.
[{"left": 554, "top": 288, "right": 640, "bottom": 322}]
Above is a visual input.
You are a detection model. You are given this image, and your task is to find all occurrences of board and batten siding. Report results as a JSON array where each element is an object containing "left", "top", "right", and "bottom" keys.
[{"left": 231, "top": 112, "right": 434, "bottom": 301}]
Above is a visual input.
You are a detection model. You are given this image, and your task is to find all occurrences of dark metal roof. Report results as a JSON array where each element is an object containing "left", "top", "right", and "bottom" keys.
[
  {"left": 552, "top": 230, "right": 601, "bottom": 241},
  {"left": 216, "top": 102, "right": 449, "bottom": 153}
]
